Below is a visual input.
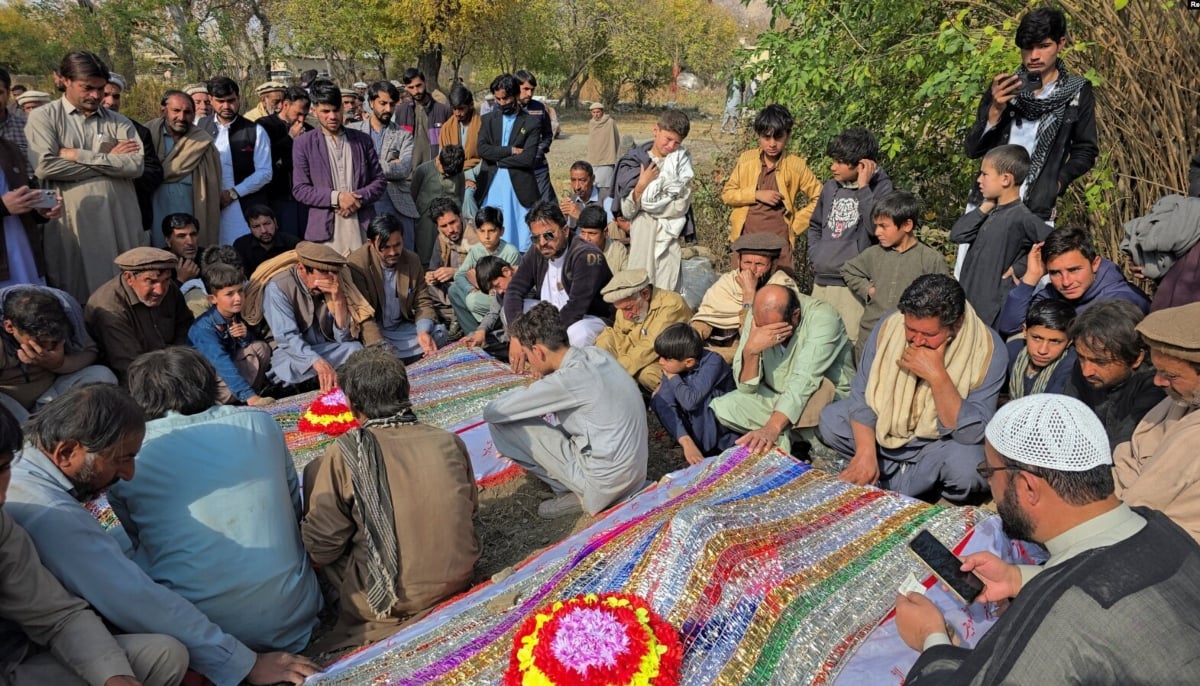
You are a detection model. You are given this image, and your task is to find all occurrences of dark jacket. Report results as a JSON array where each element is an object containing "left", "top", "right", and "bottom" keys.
[
  {"left": 395, "top": 99, "right": 453, "bottom": 168},
  {"left": 807, "top": 169, "right": 893, "bottom": 286},
  {"left": 0, "top": 138, "right": 44, "bottom": 280},
  {"left": 131, "top": 120, "right": 163, "bottom": 233},
  {"left": 997, "top": 258, "right": 1150, "bottom": 337},
  {"left": 502, "top": 236, "right": 614, "bottom": 331},
  {"left": 1065, "top": 363, "right": 1164, "bottom": 450},
  {"left": 610, "top": 142, "right": 697, "bottom": 243},
  {"left": 233, "top": 231, "right": 300, "bottom": 277},
  {"left": 257, "top": 113, "right": 311, "bottom": 203},
  {"left": 965, "top": 82, "right": 1098, "bottom": 221},
  {"left": 1189, "top": 150, "right": 1200, "bottom": 199},
  {"left": 476, "top": 108, "right": 543, "bottom": 209},
  {"left": 522, "top": 99, "right": 553, "bottom": 170},
  {"left": 199, "top": 114, "right": 269, "bottom": 210}
]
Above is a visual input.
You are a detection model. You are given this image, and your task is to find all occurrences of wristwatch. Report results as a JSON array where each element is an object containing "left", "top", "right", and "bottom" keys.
[{"left": 229, "top": 189, "right": 239, "bottom": 201}]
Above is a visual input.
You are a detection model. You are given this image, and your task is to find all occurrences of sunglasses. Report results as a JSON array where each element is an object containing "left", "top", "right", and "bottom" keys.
[
  {"left": 530, "top": 229, "right": 559, "bottom": 243},
  {"left": 975, "top": 464, "right": 1032, "bottom": 479}
]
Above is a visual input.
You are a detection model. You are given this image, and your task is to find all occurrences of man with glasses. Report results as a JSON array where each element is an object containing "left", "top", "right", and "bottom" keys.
[
  {"left": 502, "top": 201, "right": 613, "bottom": 373},
  {"left": 896, "top": 393, "right": 1200, "bottom": 684}
]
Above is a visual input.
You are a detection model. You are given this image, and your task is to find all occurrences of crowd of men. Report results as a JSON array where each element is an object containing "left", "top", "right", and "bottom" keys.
[{"left": 1, "top": 4, "right": 1200, "bottom": 683}]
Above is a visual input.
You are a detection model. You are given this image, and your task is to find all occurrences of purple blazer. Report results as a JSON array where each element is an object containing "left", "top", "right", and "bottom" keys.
[{"left": 292, "top": 127, "right": 387, "bottom": 242}]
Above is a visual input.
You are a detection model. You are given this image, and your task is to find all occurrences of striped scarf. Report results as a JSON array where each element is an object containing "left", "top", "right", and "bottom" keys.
[
  {"left": 335, "top": 408, "right": 418, "bottom": 618},
  {"left": 1007, "top": 347, "right": 1064, "bottom": 399}
]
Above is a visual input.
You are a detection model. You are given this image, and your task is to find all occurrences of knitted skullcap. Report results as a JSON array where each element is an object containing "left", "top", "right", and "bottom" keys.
[{"left": 984, "top": 394, "right": 1111, "bottom": 471}]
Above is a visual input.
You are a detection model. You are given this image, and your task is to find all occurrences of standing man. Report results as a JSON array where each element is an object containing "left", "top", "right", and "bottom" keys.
[
  {"left": 587, "top": 102, "right": 621, "bottom": 201},
  {"left": 965, "top": 6, "right": 1097, "bottom": 223},
  {"left": 26, "top": 50, "right": 145, "bottom": 303},
  {"left": 243, "top": 81, "right": 286, "bottom": 122},
  {"left": 257, "top": 86, "right": 312, "bottom": 236},
  {"left": 348, "top": 81, "right": 416, "bottom": 240},
  {"left": 146, "top": 90, "right": 222, "bottom": 249},
  {"left": 477, "top": 73, "right": 543, "bottom": 252},
  {"left": 514, "top": 70, "right": 555, "bottom": 202},
  {"left": 439, "top": 84, "right": 482, "bottom": 219},
  {"left": 292, "top": 81, "right": 386, "bottom": 253},
  {"left": 199, "top": 76, "right": 273, "bottom": 245},
  {"left": 340, "top": 89, "right": 363, "bottom": 125},
  {"left": 102, "top": 74, "right": 163, "bottom": 237},
  {"left": 0, "top": 68, "right": 29, "bottom": 157},
  {"left": 395, "top": 68, "right": 452, "bottom": 172},
  {"left": 184, "top": 83, "right": 213, "bottom": 124}
]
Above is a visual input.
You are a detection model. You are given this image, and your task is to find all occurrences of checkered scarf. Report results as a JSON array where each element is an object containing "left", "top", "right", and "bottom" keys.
[{"left": 1010, "top": 59, "right": 1087, "bottom": 189}]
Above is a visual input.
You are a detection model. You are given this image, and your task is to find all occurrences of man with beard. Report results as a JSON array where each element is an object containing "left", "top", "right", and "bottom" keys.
[
  {"left": 514, "top": 70, "right": 555, "bottom": 202},
  {"left": 84, "top": 248, "right": 193, "bottom": 385},
  {"left": 896, "top": 393, "right": 1200, "bottom": 685},
  {"left": 595, "top": 269, "right": 692, "bottom": 392},
  {"left": 348, "top": 81, "right": 416, "bottom": 239},
  {"left": 348, "top": 213, "right": 446, "bottom": 364},
  {"left": 690, "top": 234, "right": 800, "bottom": 363},
  {"left": 711, "top": 284, "right": 853, "bottom": 454},
  {"left": 257, "top": 86, "right": 311, "bottom": 236},
  {"left": 147, "top": 90, "right": 222, "bottom": 248},
  {"left": 395, "top": 68, "right": 452, "bottom": 171},
  {"left": 244, "top": 81, "right": 286, "bottom": 122},
  {"left": 234, "top": 204, "right": 300, "bottom": 275},
  {"left": 502, "top": 201, "right": 613, "bottom": 373},
  {"left": 5, "top": 384, "right": 323, "bottom": 686},
  {"left": 26, "top": 51, "right": 145, "bottom": 303},
  {"left": 199, "top": 76, "right": 273, "bottom": 244},
  {"left": 340, "top": 89, "right": 363, "bottom": 125},
  {"left": 160, "top": 212, "right": 213, "bottom": 316},
  {"left": 1114, "top": 302, "right": 1200, "bottom": 543},
  {"left": 102, "top": 74, "right": 163, "bottom": 237},
  {"left": 587, "top": 102, "right": 620, "bottom": 201},
  {"left": 477, "top": 73, "right": 543, "bottom": 252},
  {"left": 184, "top": 83, "right": 213, "bottom": 124},
  {"left": 424, "top": 197, "right": 474, "bottom": 334}
]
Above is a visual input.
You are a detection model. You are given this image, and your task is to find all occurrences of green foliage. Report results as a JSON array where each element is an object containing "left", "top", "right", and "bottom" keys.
[{"left": 0, "top": 4, "right": 67, "bottom": 77}]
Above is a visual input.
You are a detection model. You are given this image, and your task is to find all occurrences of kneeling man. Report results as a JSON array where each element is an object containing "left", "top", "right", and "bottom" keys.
[
  {"left": 484, "top": 302, "right": 647, "bottom": 519},
  {"left": 594, "top": 269, "right": 692, "bottom": 391}
]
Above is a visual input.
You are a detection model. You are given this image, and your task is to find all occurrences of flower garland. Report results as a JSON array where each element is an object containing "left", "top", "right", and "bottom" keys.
[
  {"left": 505, "top": 592, "right": 682, "bottom": 686},
  {"left": 297, "top": 388, "right": 358, "bottom": 436}
]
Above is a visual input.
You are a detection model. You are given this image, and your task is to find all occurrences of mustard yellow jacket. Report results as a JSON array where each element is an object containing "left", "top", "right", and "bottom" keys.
[{"left": 722, "top": 149, "right": 822, "bottom": 244}]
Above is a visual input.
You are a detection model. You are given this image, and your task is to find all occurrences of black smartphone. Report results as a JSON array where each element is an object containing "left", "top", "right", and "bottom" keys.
[
  {"left": 907, "top": 530, "right": 984, "bottom": 604},
  {"left": 1016, "top": 71, "right": 1042, "bottom": 94}
]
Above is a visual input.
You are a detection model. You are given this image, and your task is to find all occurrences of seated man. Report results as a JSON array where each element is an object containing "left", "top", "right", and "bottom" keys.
[
  {"left": 6, "top": 385, "right": 320, "bottom": 686},
  {"left": 897, "top": 393, "right": 1200, "bottom": 685},
  {"left": 262, "top": 242, "right": 366, "bottom": 392},
  {"left": 691, "top": 233, "right": 800, "bottom": 363},
  {"left": 160, "top": 212, "right": 210, "bottom": 316},
  {"left": 577, "top": 204, "right": 627, "bottom": 273},
  {"left": 1114, "top": 302, "right": 1200, "bottom": 542},
  {"left": 463, "top": 255, "right": 516, "bottom": 361},
  {"left": 484, "top": 302, "right": 647, "bottom": 519},
  {"left": 502, "top": 201, "right": 614, "bottom": 372},
  {"left": 1064, "top": 300, "right": 1163, "bottom": 448},
  {"left": 0, "top": 405, "right": 187, "bottom": 686},
  {"left": 189, "top": 263, "right": 274, "bottom": 406},
  {"left": 559, "top": 160, "right": 613, "bottom": 228},
  {"left": 84, "top": 248, "right": 194, "bottom": 385},
  {"left": 594, "top": 269, "right": 693, "bottom": 392},
  {"left": 0, "top": 287, "right": 116, "bottom": 422},
  {"left": 424, "top": 197, "right": 475, "bottom": 334},
  {"left": 650, "top": 323, "right": 736, "bottom": 466},
  {"left": 111, "top": 348, "right": 322, "bottom": 653},
  {"left": 349, "top": 214, "right": 447, "bottom": 363},
  {"left": 711, "top": 284, "right": 853, "bottom": 454},
  {"left": 997, "top": 226, "right": 1150, "bottom": 337},
  {"left": 302, "top": 347, "right": 478, "bottom": 651},
  {"left": 821, "top": 274, "right": 1006, "bottom": 503},
  {"left": 233, "top": 205, "right": 300, "bottom": 277},
  {"left": 1005, "top": 298, "right": 1077, "bottom": 399}
]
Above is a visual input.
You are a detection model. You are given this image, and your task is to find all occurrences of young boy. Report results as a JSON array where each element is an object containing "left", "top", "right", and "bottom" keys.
[
  {"left": 1006, "top": 298, "right": 1077, "bottom": 398},
  {"left": 840, "top": 190, "right": 950, "bottom": 359},
  {"left": 464, "top": 254, "right": 515, "bottom": 361},
  {"left": 233, "top": 205, "right": 300, "bottom": 277},
  {"left": 450, "top": 206, "right": 521, "bottom": 332},
  {"left": 721, "top": 104, "right": 822, "bottom": 268},
  {"left": 807, "top": 127, "right": 893, "bottom": 344},
  {"left": 614, "top": 109, "right": 694, "bottom": 291},
  {"left": 189, "top": 262, "right": 274, "bottom": 406},
  {"left": 650, "top": 323, "right": 737, "bottom": 465},
  {"left": 578, "top": 205, "right": 628, "bottom": 273},
  {"left": 950, "top": 144, "right": 1052, "bottom": 328}
]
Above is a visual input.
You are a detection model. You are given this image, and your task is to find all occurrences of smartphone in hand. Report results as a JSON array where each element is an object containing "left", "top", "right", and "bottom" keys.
[
  {"left": 908, "top": 530, "right": 985, "bottom": 604},
  {"left": 33, "top": 189, "right": 58, "bottom": 209},
  {"left": 1016, "top": 71, "right": 1042, "bottom": 94}
]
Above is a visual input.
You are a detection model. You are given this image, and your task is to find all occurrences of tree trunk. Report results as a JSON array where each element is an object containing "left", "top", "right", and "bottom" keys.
[{"left": 417, "top": 45, "right": 443, "bottom": 93}]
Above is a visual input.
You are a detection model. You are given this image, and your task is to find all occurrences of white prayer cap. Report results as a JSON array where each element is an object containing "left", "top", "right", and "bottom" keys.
[{"left": 985, "top": 394, "right": 1111, "bottom": 471}]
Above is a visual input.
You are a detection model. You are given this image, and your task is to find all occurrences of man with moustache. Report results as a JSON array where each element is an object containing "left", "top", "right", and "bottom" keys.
[
  {"left": 184, "top": 83, "right": 213, "bottom": 124},
  {"left": 348, "top": 81, "right": 417, "bottom": 237},
  {"left": 199, "top": 76, "right": 273, "bottom": 244},
  {"left": 514, "top": 70, "right": 555, "bottom": 202},
  {"left": 244, "top": 81, "right": 287, "bottom": 122},
  {"left": 147, "top": 90, "right": 222, "bottom": 248},
  {"left": 395, "top": 68, "right": 452, "bottom": 171},
  {"left": 102, "top": 74, "right": 163, "bottom": 236},
  {"left": 558, "top": 160, "right": 612, "bottom": 229},
  {"left": 595, "top": 268, "right": 692, "bottom": 392},
  {"left": 257, "top": 86, "right": 312, "bottom": 236},
  {"left": 896, "top": 393, "right": 1200, "bottom": 685}
]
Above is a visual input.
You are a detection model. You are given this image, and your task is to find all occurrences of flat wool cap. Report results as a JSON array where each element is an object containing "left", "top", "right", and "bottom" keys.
[
  {"left": 183, "top": 83, "right": 208, "bottom": 95},
  {"left": 107, "top": 73, "right": 127, "bottom": 91},
  {"left": 589, "top": 102, "right": 605, "bottom": 111},
  {"left": 731, "top": 233, "right": 786, "bottom": 258},
  {"left": 295, "top": 242, "right": 347, "bottom": 271},
  {"left": 352, "top": 81, "right": 368, "bottom": 89},
  {"left": 602, "top": 269, "right": 651, "bottom": 303},
  {"left": 340, "top": 89, "right": 361, "bottom": 99},
  {"left": 114, "top": 247, "right": 178, "bottom": 273},
  {"left": 16, "top": 91, "right": 50, "bottom": 106},
  {"left": 985, "top": 394, "right": 1111, "bottom": 472},
  {"left": 255, "top": 81, "right": 287, "bottom": 95},
  {"left": 1137, "top": 302, "right": 1200, "bottom": 363}
]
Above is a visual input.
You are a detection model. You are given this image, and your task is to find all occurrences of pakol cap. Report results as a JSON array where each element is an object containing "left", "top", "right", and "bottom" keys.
[
  {"left": 1137, "top": 303, "right": 1200, "bottom": 363},
  {"left": 589, "top": 102, "right": 605, "bottom": 111},
  {"left": 107, "top": 73, "right": 127, "bottom": 91},
  {"left": 255, "top": 81, "right": 287, "bottom": 95},
  {"left": 340, "top": 89, "right": 361, "bottom": 99},
  {"left": 731, "top": 233, "right": 786, "bottom": 258},
  {"left": 295, "top": 242, "right": 347, "bottom": 271},
  {"left": 114, "top": 247, "right": 178, "bottom": 273},
  {"left": 183, "top": 83, "right": 208, "bottom": 96},
  {"left": 602, "top": 269, "right": 651, "bottom": 303},
  {"left": 15, "top": 91, "right": 50, "bottom": 106},
  {"left": 985, "top": 394, "right": 1112, "bottom": 472},
  {"left": 352, "top": 81, "right": 368, "bottom": 89}
]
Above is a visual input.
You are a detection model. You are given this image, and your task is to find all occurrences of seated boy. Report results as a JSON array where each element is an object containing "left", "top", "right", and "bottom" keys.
[
  {"left": 614, "top": 109, "right": 693, "bottom": 291},
  {"left": 950, "top": 144, "right": 1052, "bottom": 328},
  {"left": 449, "top": 206, "right": 520, "bottom": 332},
  {"left": 721, "top": 104, "right": 822, "bottom": 268},
  {"left": 1006, "top": 298, "right": 1077, "bottom": 399},
  {"left": 302, "top": 347, "right": 478, "bottom": 651},
  {"left": 839, "top": 190, "right": 951, "bottom": 359},
  {"left": 650, "top": 323, "right": 736, "bottom": 465},
  {"left": 465, "top": 254, "right": 515, "bottom": 361},
  {"left": 578, "top": 205, "right": 628, "bottom": 273},
  {"left": 189, "top": 263, "right": 274, "bottom": 406}
]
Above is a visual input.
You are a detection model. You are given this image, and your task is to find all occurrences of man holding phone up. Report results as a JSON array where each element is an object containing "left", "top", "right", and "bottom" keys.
[{"left": 964, "top": 7, "right": 1097, "bottom": 224}]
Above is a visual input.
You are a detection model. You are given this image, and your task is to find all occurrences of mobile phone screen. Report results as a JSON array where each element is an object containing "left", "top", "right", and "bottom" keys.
[
  {"left": 907, "top": 530, "right": 984, "bottom": 604},
  {"left": 34, "top": 190, "right": 58, "bottom": 209}
]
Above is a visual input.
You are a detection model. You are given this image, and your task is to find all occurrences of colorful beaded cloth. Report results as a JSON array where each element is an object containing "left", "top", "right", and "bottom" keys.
[{"left": 308, "top": 446, "right": 992, "bottom": 685}]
